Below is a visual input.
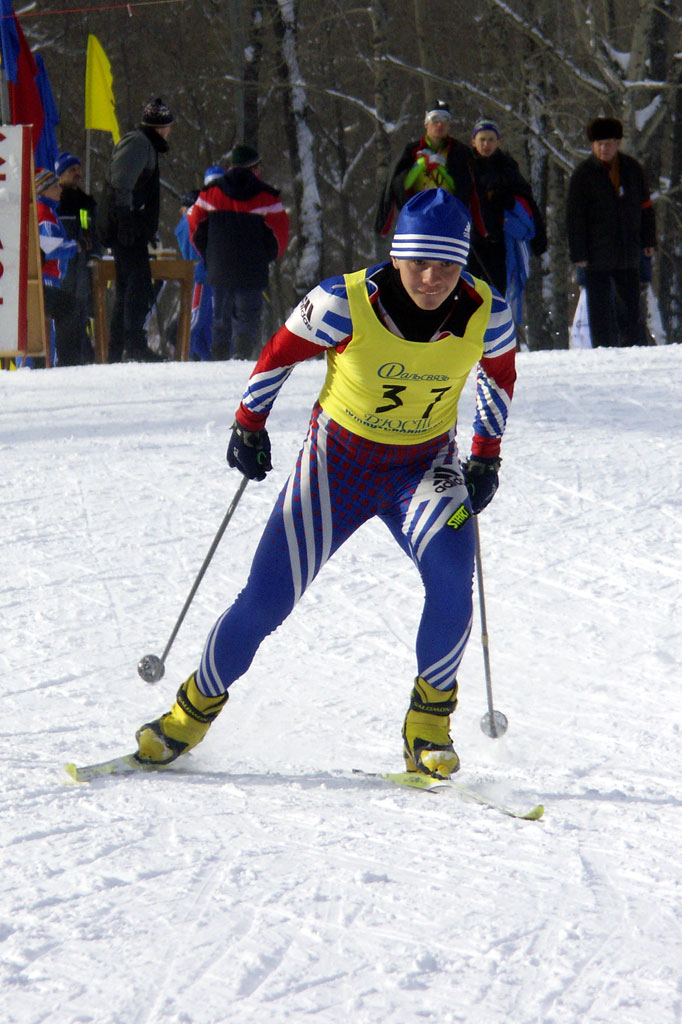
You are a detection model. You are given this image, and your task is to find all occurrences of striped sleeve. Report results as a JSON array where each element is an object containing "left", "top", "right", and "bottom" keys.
[
  {"left": 235, "top": 275, "right": 353, "bottom": 431},
  {"left": 471, "top": 291, "right": 517, "bottom": 457},
  {"left": 38, "top": 219, "right": 77, "bottom": 259}
]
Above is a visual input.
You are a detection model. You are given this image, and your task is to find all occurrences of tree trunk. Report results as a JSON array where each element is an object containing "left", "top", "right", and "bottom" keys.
[
  {"left": 270, "top": 0, "right": 323, "bottom": 294},
  {"left": 370, "top": 0, "right": 393, "bottom": 261}
]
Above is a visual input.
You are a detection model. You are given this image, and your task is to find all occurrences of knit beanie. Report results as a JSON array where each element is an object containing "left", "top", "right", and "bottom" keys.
[
  {"left": 204, "top": 165, "right": 225, "bottom": 185},
  {"left": 390, "top": 189, "right": 471, "bottom": 266},
  {"left": 472, "top": 117, "right": 501, "bottom": 139},
  {"left": 228, "top": 145, "right": 260, "bottom": 168},
  {"left": 425, "top": 100, "right": 451, "bottom": 123},
  {"left": 586, "top": 117, "right": 623, "bottom": 142},
  {"left": 35, "top": 167, "right": 59, "bottom": 195},
  {"left": 140, "top": 97, "right": 174, "bottom": 127},
  {"left": 55, "top": 151, "right": 80, "bottom": 177}
]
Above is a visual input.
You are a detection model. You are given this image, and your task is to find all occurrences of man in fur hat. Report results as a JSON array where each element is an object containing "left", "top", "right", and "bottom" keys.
[{"left": 566, "top": 116, "right": 656, "bottom": 347}]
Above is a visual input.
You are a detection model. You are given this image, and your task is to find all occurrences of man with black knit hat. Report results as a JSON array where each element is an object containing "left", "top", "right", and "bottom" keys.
[
  {"left": 567, "top": 116, "right": 656, "bottom": 348},
  {"left": 187, "top": 143, "right": 289, "bottom": 360},
  {"left": 97, "top": 97, "right": 174, "bottom": 362}
]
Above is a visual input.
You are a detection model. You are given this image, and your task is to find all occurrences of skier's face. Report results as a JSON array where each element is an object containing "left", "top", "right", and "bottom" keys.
[{"left": 392, "top": 257, "right": 462, "bottom": 310}]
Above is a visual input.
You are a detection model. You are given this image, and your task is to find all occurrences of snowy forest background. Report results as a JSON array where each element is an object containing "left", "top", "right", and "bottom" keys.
[{"left": 22, "top": 0, "right": 682, "bottom": 349}]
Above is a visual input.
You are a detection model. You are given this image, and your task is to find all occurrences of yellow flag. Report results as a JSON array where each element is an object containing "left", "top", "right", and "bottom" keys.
[{"left": 85, "top": 34, "right": 120, "bottom": 142}]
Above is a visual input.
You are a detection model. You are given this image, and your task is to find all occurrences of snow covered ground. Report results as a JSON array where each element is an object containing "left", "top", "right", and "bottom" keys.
[{"left": 2, "top": 345, "right": 682, "bottom": 1024}]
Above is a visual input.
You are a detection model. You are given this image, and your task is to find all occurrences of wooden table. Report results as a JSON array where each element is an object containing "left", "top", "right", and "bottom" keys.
[{"left": 91, "top": 256, "right": 196, "bottom": 362}]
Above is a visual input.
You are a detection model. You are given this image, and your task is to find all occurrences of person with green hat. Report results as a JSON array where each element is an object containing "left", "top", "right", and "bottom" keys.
[
  {"left": 131, "top": 188, "right": 517, "bottom": 782},
  {"left": 187, "top": 144, "right": 289, "bottom": 360}
]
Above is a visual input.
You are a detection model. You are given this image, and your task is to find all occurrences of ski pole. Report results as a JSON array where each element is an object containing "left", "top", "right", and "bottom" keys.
[
  {"left": 473, "top": 516, "right": 509, "bottom": 738},
  {"left": 137, "top": 475, "right": 249, "bottom": 683}
]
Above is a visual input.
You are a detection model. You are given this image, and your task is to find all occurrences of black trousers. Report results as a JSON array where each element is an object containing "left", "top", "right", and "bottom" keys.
[
  {"left": 109, "top": 239, "right": 153, "bottom": 361},
  {"left": 43, "top": 284, "right": 80, "bottom": 367},
  {"left": 584, "top": 267, "right": 642, "bottom": 348}
]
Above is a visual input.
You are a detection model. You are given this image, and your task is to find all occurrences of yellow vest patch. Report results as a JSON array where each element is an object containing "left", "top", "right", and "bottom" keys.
[{"left": 318, "top": 268, "right": 490, "bottom": 444}]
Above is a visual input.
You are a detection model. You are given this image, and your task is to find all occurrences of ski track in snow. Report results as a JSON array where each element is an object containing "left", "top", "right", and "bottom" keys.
[{"left": 2, "top": 349, "right": 682, "bottom": 1023}]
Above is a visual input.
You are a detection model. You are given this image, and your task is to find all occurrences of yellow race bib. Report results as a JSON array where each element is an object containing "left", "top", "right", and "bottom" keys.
[{"left": 318, "top": 268, "right": 490, "bottom": 444}]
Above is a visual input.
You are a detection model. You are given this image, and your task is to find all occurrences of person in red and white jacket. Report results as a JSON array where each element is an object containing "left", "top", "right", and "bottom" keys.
[
  {"left": 35, "top": 168, "right": 81, "bottom": 366},
  {"left": 187, "top": 145, "right": 289, "bottom": 360}
]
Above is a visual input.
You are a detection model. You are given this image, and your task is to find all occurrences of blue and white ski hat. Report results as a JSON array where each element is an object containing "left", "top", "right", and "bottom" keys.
[
  {"left": 390, "top": 189, "right": 471, "bottom": 266},
  {"left": 55, "top": 151, "right": 80, "bottom": 177},
  {"left": 204, "top": 165, "right": 225, "bottom": 186}
]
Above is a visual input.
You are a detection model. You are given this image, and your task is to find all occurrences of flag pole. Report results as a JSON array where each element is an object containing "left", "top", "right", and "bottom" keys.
[
  {"left": 85, "top": 128, "right": 91, "bottom": 193},
  {"left": 0, "top": 67, "right": 10, "bottom": 124}
]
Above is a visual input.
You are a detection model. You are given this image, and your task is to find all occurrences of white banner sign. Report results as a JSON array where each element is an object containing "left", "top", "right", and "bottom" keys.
[{"left": 0, "top": 125, "right": 29, "bottom": 353}]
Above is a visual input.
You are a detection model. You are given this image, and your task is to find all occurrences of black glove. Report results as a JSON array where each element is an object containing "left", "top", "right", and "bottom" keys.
[
  {"left": 115, "top": 207, "right": 136, "bottom": 247},
  {"left": 227, "top": 421, "right": 272, "bottom": 481},
  {"left": 462, "top": 455, "right": 501, "bottom": 514}
]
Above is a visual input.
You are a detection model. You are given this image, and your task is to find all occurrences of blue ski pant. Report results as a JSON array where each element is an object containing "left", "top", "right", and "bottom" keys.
[{"left": 197, "top": 404, "right": 476, "bottom": 697}]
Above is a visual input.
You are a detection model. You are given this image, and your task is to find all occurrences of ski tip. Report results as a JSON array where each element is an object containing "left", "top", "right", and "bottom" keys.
[
  {"left": 522, "top": 804, "right": 544, "bottom": 820},
  {"left": 64, "top": 762, "right": 80, "bottom": 782}
]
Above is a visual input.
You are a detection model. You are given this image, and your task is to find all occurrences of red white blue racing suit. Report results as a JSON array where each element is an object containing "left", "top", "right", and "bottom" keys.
[{"left": 196, "top": 263, "right": 516, "bottom": 696}]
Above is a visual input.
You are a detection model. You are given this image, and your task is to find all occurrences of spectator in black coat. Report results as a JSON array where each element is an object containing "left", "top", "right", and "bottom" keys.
[
  {"left": 567, "top": 116, "right": 656, "bottom": 348},
  {"left": 375, "top": 100, "right": 475, "bottom": 237},
  {"left": 97, "top": 97, "right": 173, "bottom": 362},
  {"left": 468, "top": 118, "right": 547, "bottom": 301},
  {"left": 187, "top": 145, "right": 289, "bottom": 360}
]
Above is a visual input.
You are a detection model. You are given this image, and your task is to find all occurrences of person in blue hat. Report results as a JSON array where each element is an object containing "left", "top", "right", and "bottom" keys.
[
  {"left": 55, "top": 152, "right": 101, "bottom": 363},
  {"left": 173, "top": 186, "right": 214, "bottom": 360},
  {"left": 133, "top": 189, "right": 517, "bottom": 781},
  {"left": 468, "top": 118, "right": 547, "bottom": 325}
]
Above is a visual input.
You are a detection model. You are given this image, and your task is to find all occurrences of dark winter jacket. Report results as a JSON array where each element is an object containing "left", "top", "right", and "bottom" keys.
[
  {"left": 375, "top": 135, "right": 475, "bottom": 236},
  {"left": 57, "top": 185, "right": 101, "bottom": 301},
  {"left": 57, "top": 186, "right": 99, "bottom": 247},
  {"left": 97, "top": 126, "right": 168, "bottom": 247},
  {"left": 471, "top": 149, "right": 547, "bottom": 257},
  {"left": 566, "top": 153, "right": 656, "bottom": 270},
  {"left": 187, "top": 167, "right": 289, "bottom": 290}
]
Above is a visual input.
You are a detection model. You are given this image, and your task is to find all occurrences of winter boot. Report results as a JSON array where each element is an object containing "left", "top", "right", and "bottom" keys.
[
  {"left": 402, "top": 676, "right": 460, "bottom": 778},
  {"left": 135, "top": 673, "right": 228, "bottom": 765}
]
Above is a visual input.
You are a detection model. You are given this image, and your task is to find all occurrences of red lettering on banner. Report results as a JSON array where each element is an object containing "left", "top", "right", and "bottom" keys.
[{"left": 0, "top": 262, "right": 4, "bottom": 278}]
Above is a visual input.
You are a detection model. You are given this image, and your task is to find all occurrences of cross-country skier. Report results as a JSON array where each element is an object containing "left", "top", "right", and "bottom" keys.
[{"left": 135, "top": 188, "right": 516, "bottom": 779}]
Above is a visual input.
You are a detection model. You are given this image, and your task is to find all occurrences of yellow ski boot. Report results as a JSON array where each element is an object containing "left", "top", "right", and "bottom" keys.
[
  {"left": 135, "top": 674, "right": 228, "bottom": 765},
  {"left": 402, "top": 676, "right": 460, "bottom": 778}
]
